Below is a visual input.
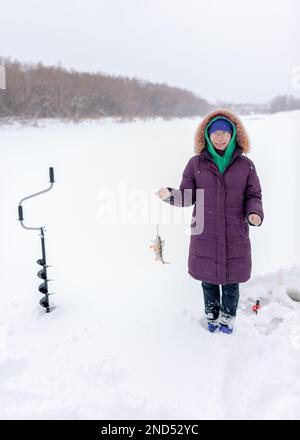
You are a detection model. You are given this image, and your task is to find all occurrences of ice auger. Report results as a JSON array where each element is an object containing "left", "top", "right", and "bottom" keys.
[{"left": 18, "top": 167, "right": 56, "bottom": 313}]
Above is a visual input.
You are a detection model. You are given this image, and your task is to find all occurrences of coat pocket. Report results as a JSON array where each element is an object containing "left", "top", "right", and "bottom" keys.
[{"left": 231, "top": 219, "right": 249, "bottom": 239}]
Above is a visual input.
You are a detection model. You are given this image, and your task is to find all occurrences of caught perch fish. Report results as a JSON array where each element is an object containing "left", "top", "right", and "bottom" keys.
[{"left": 150, "top": 225, "right": 170, "bottom": 264}]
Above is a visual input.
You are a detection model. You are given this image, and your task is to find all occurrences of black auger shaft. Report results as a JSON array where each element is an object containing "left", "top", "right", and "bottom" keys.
[{"left": 37, "top": 228, "right": 50, "bottom": 312}]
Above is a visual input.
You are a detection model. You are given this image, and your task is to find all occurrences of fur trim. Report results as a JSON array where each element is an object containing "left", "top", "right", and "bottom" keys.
[{"left": 194, "top": 108, "right": 250, "bottom": 155}]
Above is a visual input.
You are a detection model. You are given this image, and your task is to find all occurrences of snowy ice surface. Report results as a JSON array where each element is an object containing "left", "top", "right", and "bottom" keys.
[{"left": 0, "top": 111, "right": 300, "bottom": 419}]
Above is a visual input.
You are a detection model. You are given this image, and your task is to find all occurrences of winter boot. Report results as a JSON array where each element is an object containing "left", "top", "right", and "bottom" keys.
[
  {"left": 219, "top": 324, "right": 233, "bottom": 334},
  {"left": 207, "top": 322, "right": 219, "bottom": 333}
]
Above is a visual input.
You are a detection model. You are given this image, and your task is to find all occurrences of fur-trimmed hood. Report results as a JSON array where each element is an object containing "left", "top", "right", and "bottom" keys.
[{"left": 194, "top": 108, "right": 250, "bottom": 155}]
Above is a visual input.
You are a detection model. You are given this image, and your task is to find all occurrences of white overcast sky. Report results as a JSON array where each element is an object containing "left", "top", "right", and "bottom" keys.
[{"left": 0, "top": 0, "right": 299, "bottom": 103}]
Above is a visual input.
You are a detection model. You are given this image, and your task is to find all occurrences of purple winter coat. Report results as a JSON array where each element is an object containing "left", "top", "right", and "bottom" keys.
[{"left": 164, "top": 109, "right": 264, "bottom": 285}]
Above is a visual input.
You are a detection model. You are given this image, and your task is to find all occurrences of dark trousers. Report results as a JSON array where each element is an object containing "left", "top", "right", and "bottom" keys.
[{"left": 201, "top": 282, "right": 240, "bottom": 325}]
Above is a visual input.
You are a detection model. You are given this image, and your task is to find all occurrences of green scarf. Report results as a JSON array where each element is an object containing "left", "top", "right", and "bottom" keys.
[{"left": 204, "top": 116, "right": 237, "bottom": 174}]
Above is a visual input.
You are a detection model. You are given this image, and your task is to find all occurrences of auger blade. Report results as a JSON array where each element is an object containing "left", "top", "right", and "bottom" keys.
[
  {"left": 37, "top": 268, "right": 47, "bottom": 279},
  {"left": 38, "top": 282, "right": 48, "bottom": 294}
]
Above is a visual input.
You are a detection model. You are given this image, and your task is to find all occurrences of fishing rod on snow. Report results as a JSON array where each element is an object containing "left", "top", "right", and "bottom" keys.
[{"left": 18, "top": 167, "right": 56, "bottom": 313}]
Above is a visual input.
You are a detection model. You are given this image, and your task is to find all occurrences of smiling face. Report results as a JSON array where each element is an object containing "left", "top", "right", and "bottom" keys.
[{"left": 209, "top": 130, "right": 232, "bottom": 150}]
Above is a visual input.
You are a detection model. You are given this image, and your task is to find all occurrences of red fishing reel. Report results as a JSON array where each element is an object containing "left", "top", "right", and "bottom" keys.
[{"left": 252, "top": 300, "right": 261, "bottom": 314}]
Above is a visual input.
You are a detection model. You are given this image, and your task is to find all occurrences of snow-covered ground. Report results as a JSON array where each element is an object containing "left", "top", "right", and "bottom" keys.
[{"left": 0, "top": 111, "right": 300, "bottom": 419}]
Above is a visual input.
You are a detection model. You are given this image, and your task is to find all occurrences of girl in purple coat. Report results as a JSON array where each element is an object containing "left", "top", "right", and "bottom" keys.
[{"left": 156, "top": 109, "right": 264, "bottom": 334}]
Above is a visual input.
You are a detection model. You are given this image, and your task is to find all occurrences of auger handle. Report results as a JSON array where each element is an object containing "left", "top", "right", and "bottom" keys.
[
  {"left": 18, "top": 205, "right": 24, "bottom": 221},
  {"left": 18, "top": 167, "right": 55, "bottom": 230},
  {"left": 49, "top": 167, "right": 55, "bottom": 183}
]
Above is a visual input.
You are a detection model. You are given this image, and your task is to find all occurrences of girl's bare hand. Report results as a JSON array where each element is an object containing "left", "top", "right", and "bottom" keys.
[
  {"left": 248, "top": 213, "right": 262, "bottom": 226},
  {"left": 155, "top": 188, "right": 171, "bottom": 200}
]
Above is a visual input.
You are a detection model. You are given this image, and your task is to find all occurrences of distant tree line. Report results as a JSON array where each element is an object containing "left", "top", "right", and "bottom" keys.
[
  {"left": 0, "top": 58, "right": 212, "bottom": 121},
  {"left": 217, "top": 95, "right": 300, "bottom": 115},
  {"left": 268, "top": 94, "right": 300, "bottom": 113},
  {"left": 0, "top": 57, "right": 299, "bottom": 122}
]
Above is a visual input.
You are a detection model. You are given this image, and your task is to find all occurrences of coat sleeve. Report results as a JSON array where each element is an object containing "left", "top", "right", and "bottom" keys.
[
  {"left": 162, "top": 157, "right": 196, "bottom": 207},
  {"left": 244, "top": 160, "right": 264, "bottom": 226}
]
